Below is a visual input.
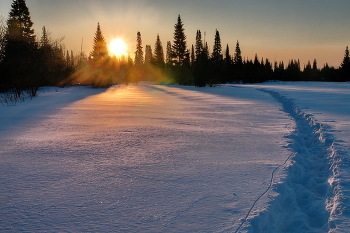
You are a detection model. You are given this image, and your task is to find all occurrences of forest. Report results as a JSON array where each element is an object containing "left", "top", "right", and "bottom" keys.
[{"left": 0, "top": 0, "right": 350, "bottom": 98}]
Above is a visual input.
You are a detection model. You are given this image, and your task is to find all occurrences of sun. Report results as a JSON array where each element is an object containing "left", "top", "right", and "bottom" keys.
[{"left": 109, "top": 39, "right": 127, "bottom": 57}]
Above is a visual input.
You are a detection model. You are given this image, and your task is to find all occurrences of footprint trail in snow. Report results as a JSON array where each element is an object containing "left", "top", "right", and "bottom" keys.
[{"left": 245, "top": 89, "right": 337, "bottom": 232}]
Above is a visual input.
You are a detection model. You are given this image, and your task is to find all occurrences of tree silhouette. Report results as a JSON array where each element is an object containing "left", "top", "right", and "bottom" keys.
[
  {"left": 1, "top": 0, "right": 38, "bottom": 95},
  {"left": 195, "top": 30, "right": 203, "bottom": 61},
  {"left": 145, "top": 45, "right": 153, "bottom": 65},
  {"left": 166, "top": 41, "right": 172, "bottom": 65},
  {"left": 190, "top": 44, "right": 195, "bottom": 65},
  {"left": 154, "top": 34, "right": 165, "bottom": 68},
  {"left": 134, "top": 31, "right": 144, "bottom": 66},
  {"left": 89, "top": 23, "right": 108, "bottom": 63},
  {"left": 233, "top": 40, "right": 243, "bottom": 82},
  {"left": 211, "top": 29, "right": 223, "bottom": 63},
  {"left": 172, "top": 15, "right": 187, "bottom": 65},
  {"left": 340, "top": 46, "right": 350, "bottom": 81},
  {"left": 233, "top": 40, "right": 242, "bottom": 66},
  {"left": 224, "top": 44, "right": 233, "bottom": 83}
]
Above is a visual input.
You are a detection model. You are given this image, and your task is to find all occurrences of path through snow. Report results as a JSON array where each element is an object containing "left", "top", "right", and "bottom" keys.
[{"left": 245, "top": 89, "right": 334, "bottom": 232}]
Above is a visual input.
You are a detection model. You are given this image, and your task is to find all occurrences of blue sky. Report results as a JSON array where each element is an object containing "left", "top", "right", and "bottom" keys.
[{"left": 1, "top": 0, "right": 349, "bottom": 67}]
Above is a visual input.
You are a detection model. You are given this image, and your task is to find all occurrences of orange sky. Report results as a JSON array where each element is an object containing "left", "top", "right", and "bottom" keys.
[{"left": 1, "top": 0, "right": 349, "bottom": 68}]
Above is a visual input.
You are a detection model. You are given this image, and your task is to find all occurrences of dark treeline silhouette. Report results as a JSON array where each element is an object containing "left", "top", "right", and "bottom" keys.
[
  {"left": 1, "top": 2, "right": 350, "bottom": 95},
  {"left": 63, "top": 15, "right": 350, "bottom": 86}
]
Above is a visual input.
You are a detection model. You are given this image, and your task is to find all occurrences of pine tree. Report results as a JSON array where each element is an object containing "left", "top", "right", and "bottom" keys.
[
  {"left": 166, "top": 41, "right": 172, "bottom": 65},
  {"left": 341, "top": 46, "right": 350, "bottom": 68},
  {"left": 340, "top": 46, "right": 350, "bottom": 81},
  {"left": 40, "top": 26, "right": 49, "bottom": 48},
  {"left": 211, "top": 29, "right": 222, "bottom": 63},
  {"left": 172, "top": 15, "right": 187, "bottom": 65},
  {"left": 190, "top": 44, "right": 195, "bottom": 65},
  {"left": 224, "top": 44, "right": 233, "bottom": 83},
  {"left": 195, "top": 30, "right": 203, "bottom": 61},
  {"left": 134, "top": 31, "right": 144, "bottom": 66},
  {"left": 154, "top": 34, "right": 165, "bottom": 67},
  {"left": 89, "top": 23, "right": 108, "bottom": 62},
  {"left": 145, "top": 45, "right": 153, "bottom": 64},
  {"left": 1, "top": 0, "right": 38, "bottom": 94},
  {"left": 233, "top": 40, "right": 242, "bottom": 65},
  {"left": 312, "top": 59, "right": 318, "bottom": 70},
  {"left": 224, "top": 44, "right": 231, "bottom": 65},
  {"left": 7, "top": 0, "right": 35, "bottom": 44}
]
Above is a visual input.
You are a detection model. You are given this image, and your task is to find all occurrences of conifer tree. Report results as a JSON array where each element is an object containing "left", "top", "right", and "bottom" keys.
[
  {"left": 145, "top": 45, "right": 153, "bottom": 64},
  {"left": 340, "top": 46, "right": 350, "bottom": 81},
  {"left": 89, "top": 23, "right": 108, "bottom": 62},
  {"left": 224, "top": 44, "right": 233, "bottom": 83},
  {"left": 40, "top": 26, "right": 49, "bottom": 48},
  {"left": 204, "top": 42, "right": 209, "bottom": 59},
  {"left": 166, "top": 41, "right": 172, "bottom": 65},
  {"left": 233, "top": 40, "right": 242, "bottom": 65},
  {"left": 224, "top": 44, "right": 231, "bottom": 65},
  {"left": 134, "top": 31, "right": 144, "bottom": 66},
  {"left": 195, "top": 30, "right": 203, "bottom": 60},
  {"left": 172, "top": 15, "right": 187, "bottom": 65},
  {"left": 154, "top": 34, "right": 165, "bottom": 67},
  {"left": 7, "top": 0, "right": 35, "bottom": 44},
  {"left": 341, "top": 46, "right": 349, "bottom": 68},
  {"left": 1, "top": 0, "right": 38, "bottom": 94},
  {"left": 312, "top": 59, "right": 318, "bottom": 70},
  {"left": 211, "top": 29, "right": 222, "bottom": 63},
  {"left": 232, "top": 40, "right": 243, "bottom": 82},
  {"left": 190, "top": 44, "right": 195, "bottom": 65}
]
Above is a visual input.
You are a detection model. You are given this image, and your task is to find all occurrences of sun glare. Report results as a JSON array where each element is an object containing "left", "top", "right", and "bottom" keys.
[{"left": 109, "top": 39, "right": 127, "bottom": 57}]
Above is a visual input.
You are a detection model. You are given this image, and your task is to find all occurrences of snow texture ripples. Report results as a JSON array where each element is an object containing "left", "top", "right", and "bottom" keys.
[{"left": 246, "top": 89, "right": 340, "bottom": 233}]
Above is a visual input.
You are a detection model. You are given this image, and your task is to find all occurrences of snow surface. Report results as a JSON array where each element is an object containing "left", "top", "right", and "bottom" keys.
[{"left": 0, "top": 82, "right": 349, "bottom": 232}]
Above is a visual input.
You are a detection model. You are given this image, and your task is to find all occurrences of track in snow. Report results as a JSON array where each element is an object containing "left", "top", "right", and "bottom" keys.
[{"left": 243, "top": 89, "right": 336, "bottom": 232}]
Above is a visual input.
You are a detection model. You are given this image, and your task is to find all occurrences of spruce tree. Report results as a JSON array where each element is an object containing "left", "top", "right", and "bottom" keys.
[
  {"left": 134, "top": 31, "right": 144, "bottom": 66},
  {"left": 195, "top": 30, "right": 203, "bottom": 61},
  {"left": 145, "top": 45, "right": 153, "bottom": 64},
  {"left": 211, "top": 29, "right": 222, "bottom": 63},
  {"left": 166, "top": 41, "right": 172, "bottom": 65},
  {"left": 190, "top": 44, "right": 195, "bottom": 65},
  {"left": 89, "top": 23, "right": 108, "bottom": 62},
  {"left": 40, "top": 26, "right": 49, "bottom": 48},
  {"left": 172, "top": 15, "right": 187, "bottom": 65},
  {"left": 224, "top": 44, "right": 233, "bottom": 83},
  {"left": 312, "top": 59, "right": 318, "bottom": 70},
  {"left": 233, "top": 40, "right": 243, "bottom": 82},
  {"left": 154, "top": 34, "right": 165, "bottom": 67},
  {"left": 340, "top": 46, "right": 350, "bottom": 81},
  {"left": 1, "top": 0, "right": 38, "bottom": 94},
  {"left": 224, "top": 44, "right": 231, "bottom": 65},
  {"left": 233, "top": 40, "right": 242, "bottom": 65},
  {"left": 7, "top": 0, "right": 35, "bottom": 44},
  {"left": 341, "top": 46, "right": 350, "bottom": 68}
]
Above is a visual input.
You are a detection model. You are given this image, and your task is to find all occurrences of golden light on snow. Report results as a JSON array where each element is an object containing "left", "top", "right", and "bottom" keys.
[{"left": 109, "top": 39, "right": 128, "bottom": 57}]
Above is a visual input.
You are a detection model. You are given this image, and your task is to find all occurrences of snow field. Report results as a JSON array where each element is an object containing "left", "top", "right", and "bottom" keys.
[
  {"left": 0, "top": 84, "right": 292, "bottom": 232},
  {"left": 1, "top": 82, "right": 349, "bottom": 232}
]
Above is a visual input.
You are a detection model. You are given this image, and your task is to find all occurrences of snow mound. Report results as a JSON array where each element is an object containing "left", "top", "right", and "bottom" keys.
[{"left": 246, "top": 89, "right": 343, "bottom": 232}]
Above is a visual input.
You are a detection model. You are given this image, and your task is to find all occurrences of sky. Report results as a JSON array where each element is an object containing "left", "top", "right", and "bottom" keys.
[{"left": 0, "top": 0, "right": 349, "bottom": 67}]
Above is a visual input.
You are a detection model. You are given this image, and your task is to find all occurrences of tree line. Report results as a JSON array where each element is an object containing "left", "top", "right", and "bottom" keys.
[{"left": 1, "top": 0, "right": 349, "bottom": 96}]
